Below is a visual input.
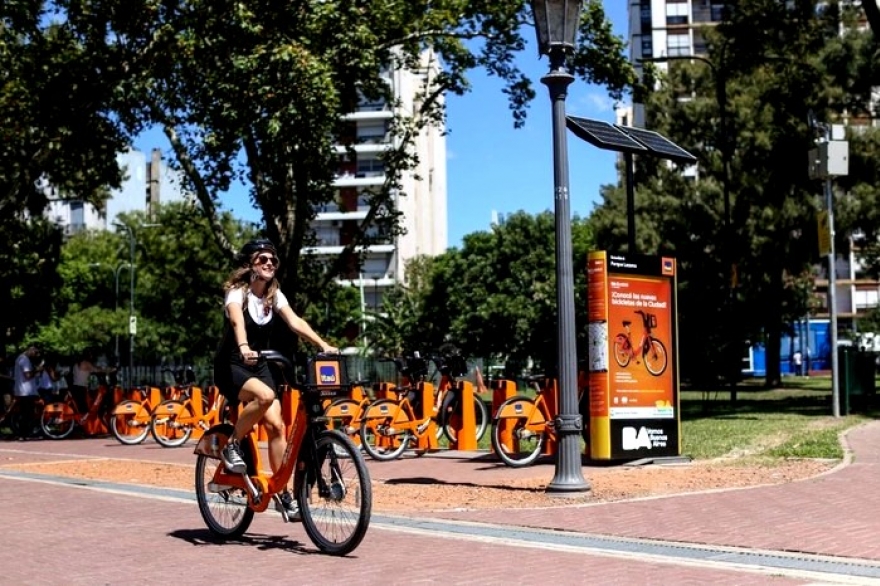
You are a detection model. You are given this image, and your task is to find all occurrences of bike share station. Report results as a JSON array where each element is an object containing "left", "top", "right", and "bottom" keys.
[{"left": 567, "top": 117, "right": 695, "bottom": 463}]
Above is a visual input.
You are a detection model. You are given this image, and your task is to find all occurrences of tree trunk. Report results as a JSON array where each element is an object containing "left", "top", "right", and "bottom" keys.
[{"left": 864, "top": 1, "right": 880, "bottom": 38}]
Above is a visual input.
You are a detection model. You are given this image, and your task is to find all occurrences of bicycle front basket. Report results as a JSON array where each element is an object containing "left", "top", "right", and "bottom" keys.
[{"left": 306, "top": 355, "right": 349, "bottom": 399}]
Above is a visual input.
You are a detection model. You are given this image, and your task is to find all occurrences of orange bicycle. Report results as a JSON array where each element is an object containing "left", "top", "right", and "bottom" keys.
[
  {"left": 151, "top": 384, "right": 229, "bottom": 448},
  {"left": 110, "top": 385, "right": 165, "bottom": 445},
  {"left": 358, "top": 353, "right": 437, "bottom": 461},
  {"left": 194, "top": 350, "right": 372, "bottom": 556},
  {"left": 40, "top": 376, "right": 114, "bottom": 440},
  {"left": 613, "top": 310, "right": 668, "bottom": 376},
  {"left": 491, "top": 370, "right": 589, "bottom": 468}
]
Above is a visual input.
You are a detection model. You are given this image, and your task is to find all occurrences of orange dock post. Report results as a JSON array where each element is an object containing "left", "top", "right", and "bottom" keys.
[
  {"left": 491, "top": 379, "right": 517, "bottom": 454},
  {"left": 542, "top": 379, "right": 559, "bottom": 456},
  {"left": 448, "top": 380, "right": 478, "bottom": 450}
]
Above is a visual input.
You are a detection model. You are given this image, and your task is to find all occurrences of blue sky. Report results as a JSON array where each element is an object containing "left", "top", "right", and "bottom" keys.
[{"left": 135, "top": 2, "right": 628, "bottom": 249}]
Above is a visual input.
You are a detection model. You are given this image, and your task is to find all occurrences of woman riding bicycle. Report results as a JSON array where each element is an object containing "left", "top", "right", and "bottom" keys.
[{"left": 214, "top": 238, "right": 338, "bottom": 515}]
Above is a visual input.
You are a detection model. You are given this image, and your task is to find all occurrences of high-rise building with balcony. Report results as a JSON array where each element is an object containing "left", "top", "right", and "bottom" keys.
[{"left": 307, "top": 53, "right": 448, "bottom": 311}]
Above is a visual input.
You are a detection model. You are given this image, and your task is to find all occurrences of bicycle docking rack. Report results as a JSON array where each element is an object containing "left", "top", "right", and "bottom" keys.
[
  {"left": 491, "top": 379, "right": 517, "bottom": 454},
  {"left": 448, "top": 380, "right": 478, "bottom": 451}
]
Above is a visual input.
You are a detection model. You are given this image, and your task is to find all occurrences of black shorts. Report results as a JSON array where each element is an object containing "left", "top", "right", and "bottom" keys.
[{"left": 215, "top": 360, "right": 277, "bottom": 403}]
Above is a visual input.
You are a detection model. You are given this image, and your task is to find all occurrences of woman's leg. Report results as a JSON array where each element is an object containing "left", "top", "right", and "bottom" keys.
[
  {"left": 261, "top": 400, "right": 286, "bottom": 474},
  {"left": 232, "top": 378, "right": 275, "bottom": 442}
]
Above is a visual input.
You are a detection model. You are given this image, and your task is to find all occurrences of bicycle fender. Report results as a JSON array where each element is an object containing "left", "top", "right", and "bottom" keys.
[
  {"left": 42, "top": 402, "right": 74, "bottom": 416},
  {"left": 112, "top": 399, "right": 146, "bottom": 417},
  {"left": 193, "top": 423, "right": 235, "bottom": 459},
  {"left": 154, "top": 401, "right": 187, "bottom": 418},
  {"left": 361, "top": 401, "right": 399, "bottom": 420}
]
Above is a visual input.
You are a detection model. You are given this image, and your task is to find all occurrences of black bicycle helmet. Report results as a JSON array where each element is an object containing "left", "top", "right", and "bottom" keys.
[{"left": 237, "top": 238, "right": 277, "bottom": 266}]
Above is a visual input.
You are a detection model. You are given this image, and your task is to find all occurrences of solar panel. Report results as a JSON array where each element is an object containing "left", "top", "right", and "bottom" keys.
[
  {"left": 566, "top": 116, "right": 648, "bottom": 155},
  {"left": 616, "top": 125, "right": 697, "bottom": 164}
]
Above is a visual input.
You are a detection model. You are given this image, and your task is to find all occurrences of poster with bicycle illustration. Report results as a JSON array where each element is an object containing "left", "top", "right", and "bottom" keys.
[{"left": 586, "top": 251, "right": 680, "bottom": 461}]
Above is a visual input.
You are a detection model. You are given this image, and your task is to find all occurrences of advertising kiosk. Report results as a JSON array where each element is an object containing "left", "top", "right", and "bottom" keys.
[{"left": 587, "top": 251, "right": 681, "bottom": 461}]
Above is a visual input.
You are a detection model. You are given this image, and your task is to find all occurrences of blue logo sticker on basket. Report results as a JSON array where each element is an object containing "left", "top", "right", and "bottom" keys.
[{"left": 318, "top": 364, "right": 339, "bottom": 385}]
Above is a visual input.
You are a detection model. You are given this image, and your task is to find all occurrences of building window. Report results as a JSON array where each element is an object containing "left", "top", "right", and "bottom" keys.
[
  {"left": 855, "top": 288, "right": 879, "bottom": 311},
  {"left": 641, "top": 37, "right": 653, "bottom": 57},
  {"left": 667, "top": 33, "right": 690, "bottom": 57},
  {"left": 666, "top": 2, "right": 689, "bottom": 26},
  {"left": 356, "top": 159, "right": 385, "bottom": 177}
]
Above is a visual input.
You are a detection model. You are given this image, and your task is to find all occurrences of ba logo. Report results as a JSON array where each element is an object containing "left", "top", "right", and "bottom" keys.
[
  {"left": 622, "top": 426, "right": 652, "bottom": 450},
  {"left": 319, "top": 365, "right": 337, "bottom": 384}
]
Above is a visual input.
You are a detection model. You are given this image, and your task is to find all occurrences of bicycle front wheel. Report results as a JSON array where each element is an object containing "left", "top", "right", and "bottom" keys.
[
  {"left": 40, "top": 402, "right": 76, "bottom": 440},
  {"left": 644, "top": 338, "right": 668, "bottom": 376},
  {"left": 297, "top": 430, "right": 371, "bottom": 556},
  {"left": 439, "top": 392, "right": 489, "bottom": 444},
  {"left": 359, "top": 399, "right": 410, "bottom": 461},
  {"left": 491, "top": 395, "right": 545, "bottom": 467},
  {"left": 109, "top": 400, "right": 150, "bottom": 445},
  {"left": 195, "top": 444, "right": 254, "bottom": 539},
  {"left": 151, "top": 400, "right": 194, "bottom": 447}
]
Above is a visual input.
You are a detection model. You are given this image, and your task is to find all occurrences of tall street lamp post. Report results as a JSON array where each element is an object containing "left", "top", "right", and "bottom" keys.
[
  {"left": 114, "top": 262, "right": 132, "bottom": 369},
  {"left": 113, "top": 222, "right": 159, "bottom": 389},
  {"left": 529, "top": 0, "right": 590, "bottom": 494}
]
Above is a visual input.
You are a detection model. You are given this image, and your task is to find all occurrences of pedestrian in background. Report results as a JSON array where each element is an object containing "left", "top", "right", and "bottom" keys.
[{"left": 13, "top": 344, "right": 43, "bottom": 439}]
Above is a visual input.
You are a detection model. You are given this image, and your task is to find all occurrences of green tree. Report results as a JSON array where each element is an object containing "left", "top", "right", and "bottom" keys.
[
  {"left": 617, "top": 0, "right": 880, "bottom": 386},
  {"left": 415, "top": 211, "right": 593, "bottom": 376},
  {"left": 55, "top": 0, "right": 634, "bottom": 309}
]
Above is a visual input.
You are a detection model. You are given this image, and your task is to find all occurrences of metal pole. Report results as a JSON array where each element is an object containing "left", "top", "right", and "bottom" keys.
[
  {"left": 827, "top": 175, "right": 840, "bottom": 417},
  {"left": 114, "top": 262, "right": 131, "bottom": 371},
  {"left": 625, "top": 153, "right": 636, "bottom": 253},
  {"left": 129, "top": 229, "right": 135, "bottom": 390},
  {"left": 543, "top": 48, "right": 590, "bottom": 494}
]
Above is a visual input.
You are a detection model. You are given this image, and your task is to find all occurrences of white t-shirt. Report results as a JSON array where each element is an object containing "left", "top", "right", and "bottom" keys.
[
  {"left": 224, "top": 288, "right": 289, "bottom": 325},
  {"left": 73, "top": 360, "right": 98, "bottom": 387},
  {"left": 13, "top": 354, "right": 37, "bottom": 397}
]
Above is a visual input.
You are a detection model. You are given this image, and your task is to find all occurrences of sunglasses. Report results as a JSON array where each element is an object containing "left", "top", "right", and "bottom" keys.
[{"left": 254, "top": 254, "right": 278, "bottom": 267}]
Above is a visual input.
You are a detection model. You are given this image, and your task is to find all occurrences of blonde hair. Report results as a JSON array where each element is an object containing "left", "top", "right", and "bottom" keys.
[{"left": 223, "top": 262, "right": 279, "bottom": 311}]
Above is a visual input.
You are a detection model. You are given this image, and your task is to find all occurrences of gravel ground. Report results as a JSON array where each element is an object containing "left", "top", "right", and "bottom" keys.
[{"left": 4, "top": 457, "right": 837, "bottom": 512}]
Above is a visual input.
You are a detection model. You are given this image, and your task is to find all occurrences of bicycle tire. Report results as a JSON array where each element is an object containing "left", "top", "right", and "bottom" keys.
[
  {"left": 40, "top": 402, "right": 76, "bottom": 440},
  {"left": 490, "top": 395, "right": 545, "bottom": 468},
  {"left": 150, "top": 400, "right": 194, "bottom": 447},
  {"left": 358, "top": 399, "right": 410, "bottom": 461},
  {"left": 644, "top": 338, "right": 668, "bottom": 376},
  {"left": 324, "top": 398, "right": 363, "bottom": 440},
  {"left": 613, "top": 334, "right": 632, "bottom": 368},
  {"left": 109, "top": 400, "right": 150, "bottom": 445},
  {"left": 297, "top": 430, "right": 371, "bottom": 556},
  {"left": 439, "top": 392, "right": 489, "bottom": 444},
  {"left": 195, "top": 436, "right": 254, "bottom": 539}
]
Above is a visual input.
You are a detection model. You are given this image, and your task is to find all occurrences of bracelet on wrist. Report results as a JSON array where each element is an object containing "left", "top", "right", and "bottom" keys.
[{"left": 238, "top": 343, "right": 249, "bottom": 348}]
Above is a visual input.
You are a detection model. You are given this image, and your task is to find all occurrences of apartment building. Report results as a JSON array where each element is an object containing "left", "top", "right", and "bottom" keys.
[
  {"left": 625, "top": 0, "right": 880, "bottom": 331},
  {"left": 307, "top": 53, "right": 448, "bottom": 311},
  {"left": 44, "top": 148, "right": 186, "bottom": 234}
]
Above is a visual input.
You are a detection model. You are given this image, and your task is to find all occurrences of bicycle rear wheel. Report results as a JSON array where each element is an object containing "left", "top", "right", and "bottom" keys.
[
  {"left": 359, "top": 399, "right": 410, "bottom": 461},
  {"left": 324, "top": 398, "right": 363, "bottom": 440},
  {"left": 40, "top": 402, "right": 76, "bottom": 440},
  {"left": 491, "top": 395, "right": 545, "bottom": 468},
  {"left": 297, "top": 430, "right": 371, "bottom": 556},
  {"left": 439, "top": 392, "right": 489, "bottom": 444},
  {"left": 195, "top": 438, "right": 254, "bottom": 539},
  {"left": 150, "top": 400, "right": 194, "bottom": 447},
  {"left": 109, "top": 400, "right": 150, "bottom": 445},
  {"left": 613, "top": 335, "right": 632, "bottom": 368}
]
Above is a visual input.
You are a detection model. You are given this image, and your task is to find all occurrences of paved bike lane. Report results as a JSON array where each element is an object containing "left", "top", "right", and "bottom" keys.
[{"left": 1, "top": 423, "right": 880, "bottom": 584}]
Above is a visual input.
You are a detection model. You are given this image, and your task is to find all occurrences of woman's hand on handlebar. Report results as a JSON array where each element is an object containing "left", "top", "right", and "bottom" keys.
[
  {"left": 320, "top": 344, "right": 339, "bottom": 354},
  {"left": 240, "top": 345, "right": 259, "bottom": 365}
]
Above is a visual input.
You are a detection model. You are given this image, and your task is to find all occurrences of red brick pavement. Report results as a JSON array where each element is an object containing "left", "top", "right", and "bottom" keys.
[{"left": 1, "top": 422, "right": 879, "bottom": 583}]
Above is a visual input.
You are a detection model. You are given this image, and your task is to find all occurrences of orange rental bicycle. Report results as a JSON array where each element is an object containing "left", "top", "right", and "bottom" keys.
[
  {"left": 151, "top": 384, "right": 229, "bottom": 448},
  {"left": 358, "top": 352, "right": 436, "bottom": 461},
  {"left": 194, "top": 351, "right": 372, "bottom": 556},
  {"left": 110, "top": 384, "right": 165, "bottom": 445},
  {"left": 613, "top": 310, "right": 668, "bottom": 376},
  {"left": 40, "top": 376, "right": 113, "bottom": 440},
  {"left": 491, "top": 370, "right": 590, "bottom": 468}
]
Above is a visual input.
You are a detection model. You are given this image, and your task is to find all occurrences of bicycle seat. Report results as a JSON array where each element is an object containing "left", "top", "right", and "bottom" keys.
[{"left": 523, "top": 373, "right": 548, "bottom": 386}]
